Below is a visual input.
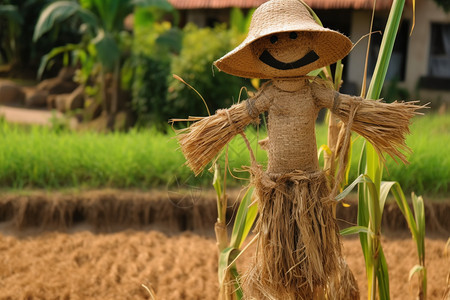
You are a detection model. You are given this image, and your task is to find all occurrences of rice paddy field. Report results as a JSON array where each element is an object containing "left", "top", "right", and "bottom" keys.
[
  {"left": 0, "top": 224, "right": 448, "bottom": 299},
  {"left": 0, "top": 113, "right": 448, "bottom": 195},
  {"left": 0, "top": 113, "right": 449, "bottom": 299}
]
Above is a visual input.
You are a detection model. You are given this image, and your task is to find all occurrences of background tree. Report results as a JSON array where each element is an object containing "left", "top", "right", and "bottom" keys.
[{"left": 33, "top": 0, "right": 174, "bottom": 123}]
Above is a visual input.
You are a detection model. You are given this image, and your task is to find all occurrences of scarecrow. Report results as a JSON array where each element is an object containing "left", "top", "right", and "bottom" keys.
[{"left": 175, "top": 0, "right": 422, "bottom": 298}]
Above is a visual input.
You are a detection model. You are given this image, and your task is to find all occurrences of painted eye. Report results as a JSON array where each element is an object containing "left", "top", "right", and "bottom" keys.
[
  {"left": 270, "top": 35, "right": 278, "bottom": 44},
  {"left": 290, "top": 32, "right": 298, "bottom": 39}
]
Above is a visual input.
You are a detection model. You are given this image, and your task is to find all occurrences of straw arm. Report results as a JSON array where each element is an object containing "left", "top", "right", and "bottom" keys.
[
  {"left": 174, "top": 89, "right": 273, "bottom": 175},
  {"left": 311, "top": 82, "right": 425, "bottom": 164}
]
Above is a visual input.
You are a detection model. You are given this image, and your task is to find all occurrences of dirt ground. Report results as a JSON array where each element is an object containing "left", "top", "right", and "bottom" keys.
[{"left": 0, "top": 223, "right": 448, "bottom": 300}]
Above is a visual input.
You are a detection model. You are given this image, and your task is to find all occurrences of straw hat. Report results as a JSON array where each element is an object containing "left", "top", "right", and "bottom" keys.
[{"left": 214, "top": 0, "right": 353, "bottom": 79}]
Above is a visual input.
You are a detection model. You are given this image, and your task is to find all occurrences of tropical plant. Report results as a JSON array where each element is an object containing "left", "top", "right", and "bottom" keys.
[
  {"left": 33, "top": 0, "right": 173, "bottom": 121},
  {"left": 168, "top": 23, "right": 249, "bottom": 120},
  {"left": 129, "top": 12, "right": 181, "bottom": 127},
  {"left": 0, "top": 4, "right": 22, "bottom": 65},
  {"left": 0, "top": 0, "right": 70, "bottom": 74}
]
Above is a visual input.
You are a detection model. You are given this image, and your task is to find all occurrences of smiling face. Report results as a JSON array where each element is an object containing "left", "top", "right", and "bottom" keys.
[{"left": 250, "top": 31, "right": 319, "bottom": 77}]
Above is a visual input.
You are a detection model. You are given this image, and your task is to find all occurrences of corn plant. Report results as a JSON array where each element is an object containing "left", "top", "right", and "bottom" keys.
[
  {"left": 359, "top": 0, "right": 409, "bottom": 298},
  {"left": 392, "top": 191, "right": 427, "bottom": 299},
  {"left": 338, "top": 0, "right": 427, "bottom": 299},
  {"left": 214, "top": 162, "right": 258, "bottom": 300}
]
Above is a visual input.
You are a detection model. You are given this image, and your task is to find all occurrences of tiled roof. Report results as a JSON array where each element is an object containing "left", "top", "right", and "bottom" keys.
[{"left": 168, "top": 0, "right": 394, "bottom": 10}]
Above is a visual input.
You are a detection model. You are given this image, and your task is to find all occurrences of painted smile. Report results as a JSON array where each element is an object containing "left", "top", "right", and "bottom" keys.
[{"left": 259, "top": 50, "right": 319, "bottom": 70}]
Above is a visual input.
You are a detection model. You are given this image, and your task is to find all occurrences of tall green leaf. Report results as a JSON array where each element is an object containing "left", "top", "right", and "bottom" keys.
[
  {"left": 0, "top": 4, "right": 23, "bottom": 24},
  {"left": 92, "top": 30, "right": 120, "bottom": 70},
  {"left": 357, "top": 0, "right": 409, "bottom": 298},
  {"left": 33, "top": 1, "right": 98, "bottom": 42},
  {"left": 37, "top": 43, "right": 80, "bottom": 79},
  {"left": 92, "top": 0, "right": 120, "bottom": 32},
  {"left": 218, "top": 247, "right": 238, "bottom": 285},
  {"left": 376, "top": 247, "right": 390, "bottom": 299},
  {"left": 230, "top": 187, "right": 256, "bottom": 249},
  {"left": 366, "top": 0, "right": 405, "bottom": 100}
]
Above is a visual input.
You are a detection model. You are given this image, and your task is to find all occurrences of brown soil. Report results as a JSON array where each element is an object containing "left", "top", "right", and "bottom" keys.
[{"left": 0, "top": 190, "right": 449, "bottom": 299}]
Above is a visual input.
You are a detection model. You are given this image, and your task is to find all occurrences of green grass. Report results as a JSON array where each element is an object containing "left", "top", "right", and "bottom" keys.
[{"left": 0, "top": 113, "right": 448, "bottom": 195}]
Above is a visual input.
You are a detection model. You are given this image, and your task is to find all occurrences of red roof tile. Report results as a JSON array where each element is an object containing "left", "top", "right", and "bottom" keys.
[{"left": 168, "top": 0, "right": 394, "bottom": 10}]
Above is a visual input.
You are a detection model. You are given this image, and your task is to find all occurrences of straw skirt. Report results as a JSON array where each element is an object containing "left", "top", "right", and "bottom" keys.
[{"left": 242, "top": 165, "right": 358, "bottom": 299}]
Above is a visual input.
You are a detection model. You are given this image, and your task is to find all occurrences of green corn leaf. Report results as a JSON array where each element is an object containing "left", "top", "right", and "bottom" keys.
[
  {"left": 229, "top": 265, "right": 244, "bottom": 299},
  {"left": 230, "top": 187, "right": 254, "bottom": 249},
  {"left": 299, "top": 0, "right": 323, "bottom": 26},
  {"left": 409, "top": 264, "right": 427, "bottom": 298},
  {"left": 380, "top": 181, "right": 396, "bottom": 212},
  {"left": 389, "top": 182, "right": 418, "bottom": 241},
  {"left": 386, "top": 184, "right": 427, "bottom": 298},
  {"left": 317, "top": 144, "right": 332, "bottom": 161},
  {"left": 212, "top": 163, "right": 222, "bottom": 200},
  {"left": 335, "top": 174, "right": 365, "bottom": 201},
  {"left": 340, "top": 225, "right": 372, "bottom": 236},
  {"left": 334, "top": 60, "right": 343, "bottom": 90},
  {"left": 218, "top": 246, "right": 239, "bottom": 285},
  {"left": 377, "top": 247, "right": 391, "bottom": 300},
  {"left": 338, "top": 170, "right": 383, "bottom": 264},
  {"left": 241, "top": 192, "right": 258, "bottom": 249},
  {"left": 411, "top": 193, "right": 426, "bottom": 264},
  {"left": 357, "top": 142, "right": 369, "bottom": 228},
  {"left": 212, "top": 163, "right": 223, "bottom": 222},
  {"left": 411, "top": 193, "right": 425, "bottom": 242},
  {"left": 307, "top": 68, "right": 324, "bottom": 78},
  {"left": 358, "top": 185, "right": 370, "bottom": 269},
  {"left": 336, "top": 174, "right": 377, "bottom": 204},
  {"left": 366, "top": 0, "right": 405, "bottom": 100},
  {"left": 365, "top": 143, "right": 382, "bottom": 192},
  {"left": 409, "top": 265, "right": 424, "bottom": 281}
]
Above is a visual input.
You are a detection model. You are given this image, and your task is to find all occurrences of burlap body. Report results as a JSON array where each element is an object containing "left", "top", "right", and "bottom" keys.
[{"left": 265, "top": 78, "right": 321, "bottom": 174}]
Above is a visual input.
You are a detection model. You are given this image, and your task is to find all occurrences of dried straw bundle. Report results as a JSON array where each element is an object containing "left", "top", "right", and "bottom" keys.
[
  {"left": 328, "top": 258, "right": 360, "bottom": 299},
  {"left": 173, "top": 101, "right": 257, "bottom": 175},
  {"left": 333, "top": 95, "right": 424, "bottom": 164},
  {"left": 243, "top": 166, "right": 342, "bottom": 299}
]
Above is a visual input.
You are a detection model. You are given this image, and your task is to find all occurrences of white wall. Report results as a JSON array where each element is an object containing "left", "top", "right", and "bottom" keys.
[
  {"left": 347, "top": 0, "right": 450, "bottom": 105},
  {"left": 404, "top": 0, "right": 450, "bottom": 91},
  {"left": 347, "top": 10, "right": 373, "bottom": 95}
]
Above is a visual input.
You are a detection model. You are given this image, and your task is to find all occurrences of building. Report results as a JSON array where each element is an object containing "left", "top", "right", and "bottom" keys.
[{"left": 169, "top": 0, "right": 450, "bottom": 108}]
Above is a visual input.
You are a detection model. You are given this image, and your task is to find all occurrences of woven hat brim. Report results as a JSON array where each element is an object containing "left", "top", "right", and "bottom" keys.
[{"left": 215, "top": 29, "right": 352, "bottom": 79}]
